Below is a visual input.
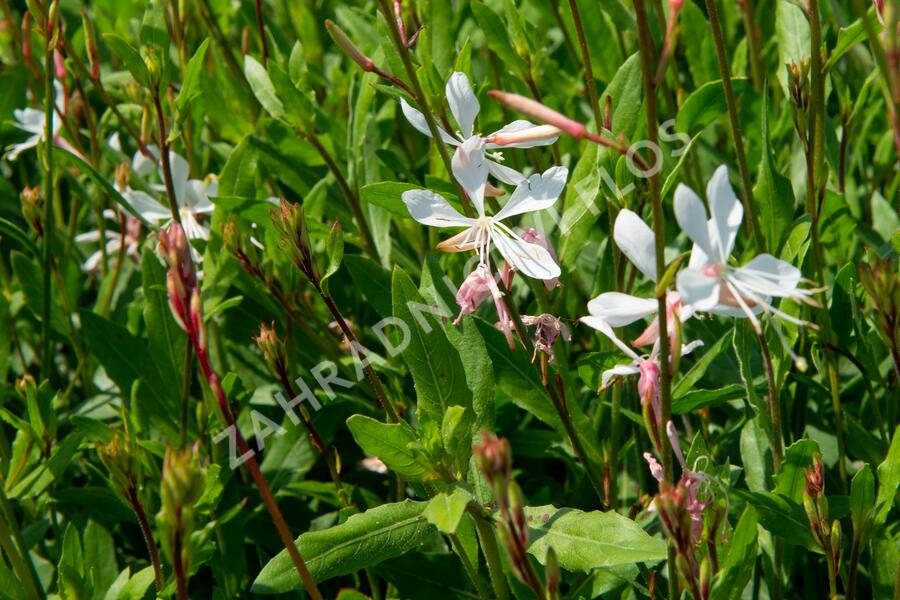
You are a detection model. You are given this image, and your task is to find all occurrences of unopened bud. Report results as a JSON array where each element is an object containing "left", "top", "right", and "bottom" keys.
[
  {"left": 483, "top": 124, "right": 561, "bottom": 147},
  {"left": 270, "top": 199, "right": 315, "bottom": 280},
  {"left": 22, "top": 13, "right": 32, "bottom": 62},
  {"left": 48, "top": 0, "right": 59, "bottom": 37},
  {"left": 830, "top": 520, "right": 841, "bottom": 562},
  {"left": 158, "top": 222, "right": 198, "bottom": 333},
  {"left": 700, "top": 555, "right": 711, "bottom": 598},
  {"left": 97, "top": 434, "right": 140, "bottom": 496},
  {"left": 254, "top": 322, "right": 287, "bottom": 377},
  {"left": 15, "top": 374, "right": 37, "bottom": 401},
  {"left": 804, "top": 452, "right": 824, "bottom": 498},
  {"left": 115, "top": 163, "right": 130, "bottom": 191},
  {"left": 53, "top": 48, "right": 66, "bottom": 81},
  {"left": 241, "top": 26, "right": 251, "bottom": 56},
  {"left": 545, "top": 546, "right": 560, "bottom": 598},
  {"left": 473, "top": 431, "right": 511, "bottom": 486},
  {"left": 488, "top": 90, "right": 587, "bottom": 139},
  {"left": 326, "top": 20, "right": 375, "bottom": 71},
  {"left": 190, "top": 287, "right": 206, "bottom": 350},
  {"left": 81, "top": 10, "right": 100, "bottom": 79},
  {"left": 21, "top": 186, "right": 43, "bottom": 237}
]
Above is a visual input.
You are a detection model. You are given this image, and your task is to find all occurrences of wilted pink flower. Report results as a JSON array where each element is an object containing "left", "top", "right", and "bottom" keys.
[
  {"left": 455, "top": 264, "right": 503, "bottom": 324},
  {"left": 521, "top": 314, "right": 570, "bottom": 362},
  {"left": 637, "top": 360, "right": 661, "bottom": 424}
]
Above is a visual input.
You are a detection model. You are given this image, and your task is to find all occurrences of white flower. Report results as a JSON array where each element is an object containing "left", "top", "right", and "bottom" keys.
[
  {"left": 401, "top": 137, "right": 565, "bottom": 280},
  {"left": 400, "top": 72, "right": 559, "bottom": 185},
  {"left": 583, "top": 209, "right": 694, "bottom": 346},
  {"left": 74, "top": 212, "right": 142, "bottom": 272},
  {"left": 4, "top": 81, "right": 69, "bottom": 161},
  {"left": 126, "top": 148, "right": 216, "bottom": 243},
  {"left": 673, "top": 165, "right": 817, "bottom": 334}
]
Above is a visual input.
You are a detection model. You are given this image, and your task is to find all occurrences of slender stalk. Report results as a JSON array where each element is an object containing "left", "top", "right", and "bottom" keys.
[
  {"left": 633, "top": 4, "right": 677, "bottom": 599},
  {"left": 40, "top": 17, "right": 54, "bottom": 381},
  {"left": 705, "top": 0, "right": 766, "bottom": 252},
  {"left": 179, "top": 344, "right": 193, "bottom": 448},
  {"left": 756, "top": 330, "right": 784, "bottom": 469},
  {"left": 376, "top": 0, "right": 473, "bottom": 217},
  {"left": 152, "top": 91, "right": 183, "bottom": 226},
  {"left": 254, "top": 0, "right": 268, "bottom": 66},
  {"left": 173, "top": 524, "right": 188, "bottom": 600},
  {"left": 473, "top": 513, "right": 511, "bottom": 600},
  {"left": 547, "top": 372, "right": 607, "bottom": 508},
  {"left": 0, "top": 488, "right": 42, "bottom": 599},
  {"left": 449, "top": 533, "right": 493, "bottom": 600},
  {"left": 739, "top": 0, "right": 763, "bottom": 90},
  {"left": 318, "top": 291, "right": 401, "bottom": 423},
  {"left": 125, "top": 487, "right": 165, "bottom": 593},
  {"left": 567, "top": 1, "right": 602, "bottom": 132},
  {"left": 306, "top": 134, "right": 378, "bottom": 260}
]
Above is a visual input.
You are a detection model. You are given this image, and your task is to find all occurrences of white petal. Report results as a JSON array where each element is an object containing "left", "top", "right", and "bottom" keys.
[
  {"left": 490, "top": 227, "right": 560, "bottom": 281},
  {"left": 108, "top": 132, "right": 122, "bottom": 152},
  {"left": 687, "top": 241, "right": 710, "bottom": 270},
  {"left": 4, "top": 136, "right": 40, "bottom": 161},
  {"left": 732, "top": 253, "right": 802, "bottom": 297},
  {"left": 184, "top": 179, "right": 214, "bottom": 213},
  {"left": 132, "top": 145, "right": 160, "bottom": 177},
  {"left": 674, "top": 183, "right": 716, "bottom": 263},
  {"left": 184, "top": 213, "right": 209, "bottom": 241},
  {"left": 485, "top": 120, "right": 559, "bottom": 149},
  {"left": 579, "top": 316, "right": 640, "bottom": 360},
  {"left": 445, "top": 72, "right": 479, "bottom": 139},
  {"left": 601, "top": 364, "right": 641, "bottom": 388},
  {"left": 167, "top": 152, "right": 190, "bottom": 204},
  {"left": 82, "top": 250, "right": 104, "bottom": 272},
  {"left": 13, "top": 108, "right": 46, "bottom": 135},
  {"left": 614, "top": 209, "right": 657, "bottom": 282},
  {"left": 400, "top": 98, "right": 459, "bottom": 145},
  {"left": 451, "top": 137, "right": 489, "bottom": 216},
  {"left": 486, "top": 159, "right": 525, "bottom": 185},
  {"left": 586, "top": 292, "right": 659, "bottom": 327},
  {"left": 494, "top": 166, "right": 567, "bottom": 221},
  {"left": 707, "top": 165, "right": 743, "bottom": 262},
  {"left": 681, "top": 340, "right": 705, "bottom": 356},
  {"left": 74, "top": 230, "right": 103, "bottom": 243},
  {"left": 125, "top": 189, "right": 170, "bottom": 221},
  {"left": 676, "top": 267, "right": 721, "bottom": 311},
  {"left": 401, "top": 189, "right": 475, "bottom": 227}
]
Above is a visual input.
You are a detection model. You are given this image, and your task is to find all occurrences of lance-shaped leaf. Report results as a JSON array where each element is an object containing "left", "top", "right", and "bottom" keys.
[
  {"left": 346, "top": 415, "right": 439, "bottom": 482},
  {"left": 252, "top": 500, "right": 435, "bottom": 593}
]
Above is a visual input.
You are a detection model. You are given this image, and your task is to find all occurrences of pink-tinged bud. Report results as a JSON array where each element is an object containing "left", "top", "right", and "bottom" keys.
[
  {"left": 190, "top": 287, "right": 207, "bottom": 351},
  {"left": 483, "top": 124, "right": 562, "bottom": 146},
  {"left": 638, "top": 360, "right": 661, "bottom": 424},
  {"left": 81, "top": 9, "right": 100, "bottom": 79},
  {"left": 454, "top": 265, "right": 501, "bottom": 324},
  {"left": 22, "top": 13, "right": 31, "bottom": 62},
  {"left": 670, "top": 0, "right": 684, "bottom": 11},
  {"left": 488, "top": 91, "right": 587, "bottom": 139},
  {"left": 474, "top": 431, "right": 512, "bottom": 485},
  {"left": 875, "top": 0, "right": 885, "bottom": 24},
  {"left": 53, "top": 49, "right": 65, "bottom": 80},
  {"left": 805, "top": 452, "right": 825, "bottom": 499},
  {"left": 158, "top": 222, "right": 198, "bottom": 334}
]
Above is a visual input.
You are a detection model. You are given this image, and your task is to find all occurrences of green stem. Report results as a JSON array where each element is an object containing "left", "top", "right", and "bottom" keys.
[
  {"left": 740, "top": 0, "right": 763, "bottom": 90},
  {"left": 633, "top": 3, "right": 678, "bottom": 599},
  {"left": 450, "top": 532, "right": 493, "bottom": 600},
  {"left": 40, "top": 19, "right": 54, "bottom": 382},
  {"left": 757, "top": 330, "right": 784, "bottom": 470},
  {"left": 376, "top": 0, "right": 473, "bottom": 217},
  {"left": 473, "top": 513, "right": 511, "bottom": 600},
  {"left": 705, "top": 0, "right": 766, "bottom": 252},
  {"left": 179, "top": 344, "right": 193, "bottom": 448},
  {"left": 125, "top": 487, "right": 165, "bottom": 594},
  {"left": 0, "top": 488, "right": 42, "bottom": 599}
]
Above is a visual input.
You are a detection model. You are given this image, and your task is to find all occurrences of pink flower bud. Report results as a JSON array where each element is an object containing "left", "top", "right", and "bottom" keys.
[
  {"left": 483, "top": 125, "right": 562, "bottom": 146},
  {"left": 638, "top": 360, "right": 661, "bottom": 425},
  {"left": 454, "top": 264, "right": 501, "bottom": 324},
  {"left": 488, "top": 91, "right": 587, "bottom": 139},
  {"left": 54, "top": 49, "right": 66, "bottom": 81}
]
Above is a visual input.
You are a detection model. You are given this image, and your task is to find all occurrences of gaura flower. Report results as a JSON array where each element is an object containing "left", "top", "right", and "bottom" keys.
[
  {"left": 673, "top": 166, "right": 818, "bottom": 361},
  {"left": 123, "top": 148, "right": 217, "bottom": 244},
  {"left": 521, "top": 313, "right": 571, "bottom": 363},
  {"left": 581, "top": 318, "right": 703, "bottom": 422},
  {"left": 74, "top": 212, "right": 142, "bottom": 272},
  {"left": 401, "top": 137, "right": 565, "bottom": 281},
  {"left": 584, "top": 209, "right": 694, "bottom": 346},
  {"left": 4, "top": 82, "right": 80, "bottom": 161},
  {"left": 401, "top": 71, "right": 559, "bottom": 184}
]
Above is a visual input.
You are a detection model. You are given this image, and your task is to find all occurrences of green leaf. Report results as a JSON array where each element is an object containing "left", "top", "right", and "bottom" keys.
[
  {"left": 470, "top": 4, "right": 526, "bottom": 76},
  {"left": 360, "top": 182, "right": 418, "bottom": 217},
  {"left": 754, "top": 88, "right": 794, "bottom": 252},
  {"left": 140, "top": 0, "right": 168, "bottom": 51},
  {"left": 391, "top": 267, "right": 471, "bottom": 425},
  {"left": 84, "top": 521, "right": 118, "bottom": 598},
  {"left": 875, "top": 425, "right": 900, "bottom": 527},
  {"left": 775, "top": 439, "right": 820, "bottom": 503},
  {"left": 775, "top": 0, "right": 810, "bottom": 95},
  {"left": 268, "top": 60, "right": 315, "bottom": 130},
  {"left": 344, "top": 255, "right": 392, "bottom": 318},
  {"left": 740, "top": 416, "right": 771, "bottom": 493},
  {"left": 244, "top": 55, "right": 284, "bottom": 120},
  {"left": 672, "top": 330, "right": 732, "bottom": 398},
  {"left": 175, "top": 38, "right": 209, "bottom": 113},
  {"left": 850, "top": 464, "right": 875, "bottom": 535},
  {"left": 672, "top": 384, "right": 745, "bottom": 414},
  {"left": 141, "top": 248, "right": 186, "bottom": 404},
  {"left": 523, "top": 505, "right": 667, "bottom": 571},
  {"left": 675, "top": 78, "right": 749, "bottom": 134},
  {"left": 441, "top": 405, "right": 475, "bottom": 474},
  {"left": 218, "top": 137, "right": 259, "bottom": 198},
  {"left": 709, "top": 507, "right": 758, "bottom": 600},
  {"left": 424, "top": 487, "right": 472, "bottom": 534},
  {"left": 103, "top": 34, "right": 150, "bottom": 88},
  {"left": 252, "top": 500, "right": 435, "bottom": 592},
  {"left": 54, "top": 148, "right": 155, "bottom": 227},
  {"left": 79, "top": 311, "right": 178, "bottom": 438},
  {"left": 735, "top": 490, "right": 820, "bottom": 551},
  {"left": 346, "top": 415, "right": 439, "bottom": 482},
  {"left": 321, "top": 220, "right": 344, "bottom": 291},
  {"left": 825, "top": 13, "right": 877, "bottom": 71}
]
